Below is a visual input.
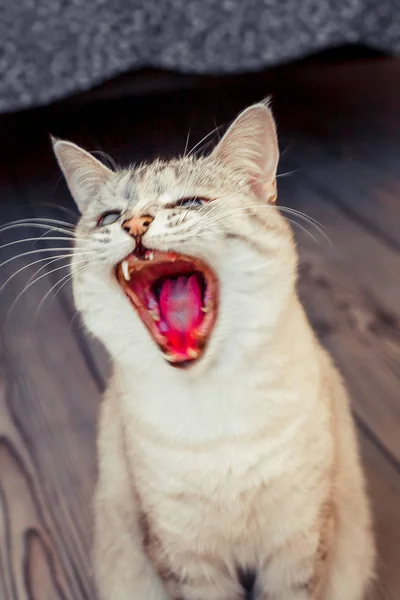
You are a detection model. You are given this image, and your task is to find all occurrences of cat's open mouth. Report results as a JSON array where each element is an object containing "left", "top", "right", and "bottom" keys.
[{"left": 116, "top": 248, "right": 218, "bottom": 367}]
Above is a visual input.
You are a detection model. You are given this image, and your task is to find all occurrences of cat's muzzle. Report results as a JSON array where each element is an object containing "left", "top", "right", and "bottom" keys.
[{"left": 116, "top": 249, "right": 218, "bottom": 367}]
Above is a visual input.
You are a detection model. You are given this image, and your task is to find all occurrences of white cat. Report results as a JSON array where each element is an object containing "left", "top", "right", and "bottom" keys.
[{"left": 53, "top": 102, "right": 375, "bottom": 600}]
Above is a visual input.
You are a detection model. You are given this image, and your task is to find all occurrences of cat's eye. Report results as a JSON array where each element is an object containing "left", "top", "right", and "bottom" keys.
[
  {"left": 177, "top": 197, "right": 207, "bottom": 209},
  {"left": 97, "top": 211, "right": 122, "bottom": 227}
]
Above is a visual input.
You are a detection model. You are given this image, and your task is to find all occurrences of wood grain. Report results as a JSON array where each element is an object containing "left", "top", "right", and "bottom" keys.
[{"left": 0, "top": 179, "right": 98, "bottom": 599}]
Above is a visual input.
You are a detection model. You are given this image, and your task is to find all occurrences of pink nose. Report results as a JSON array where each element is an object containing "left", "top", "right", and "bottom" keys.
[{"left": 122, "top": 215, "right": 154, "bottom": 238}]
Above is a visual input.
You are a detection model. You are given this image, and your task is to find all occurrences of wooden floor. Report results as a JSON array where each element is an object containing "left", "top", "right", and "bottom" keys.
[{"left": 0, "top": 57, "right": 400, "bottom": 599}]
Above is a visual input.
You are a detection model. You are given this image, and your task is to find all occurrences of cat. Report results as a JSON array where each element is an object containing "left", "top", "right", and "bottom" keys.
[{"left": 53, "top": 102, "right": 375, "bottom": 600}]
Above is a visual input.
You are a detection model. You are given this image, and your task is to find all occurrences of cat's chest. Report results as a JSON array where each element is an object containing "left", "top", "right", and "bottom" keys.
[
  {"left": 132, "top": 434, "right": 274, "bottom": 543},
  {"left": 128, "top": 394, "right": 309, "bottom": 507},
  {"left": 129, "top": 422, "right": 319, "bottom": 564},
  {"left": 124, "top": 372, "right": 310, "bottom": 492},
  {"left": 126, "top": 371, "right": 276, "bottom": 442},
  {"left": 123, "top": 372, "right": 327, "bottom": 558}
]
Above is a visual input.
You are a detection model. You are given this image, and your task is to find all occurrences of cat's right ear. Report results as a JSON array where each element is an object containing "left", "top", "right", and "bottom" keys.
[
  {"left": 51, "top": 138, "right": 112, "bottom": 213},
  {"left": 210, "top": 102, "right": 279, "bottom": 203}
]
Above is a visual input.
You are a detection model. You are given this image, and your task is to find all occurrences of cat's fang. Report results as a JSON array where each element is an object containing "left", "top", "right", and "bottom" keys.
[
  {"left": 187, "top": 348, "right": 199, "bottom": 359},
  {"left": 162, "top": 352, "right": 178, "bottom": 363},
  {"left": 121, "top": 260, "right": 130, "bottom": 281}
]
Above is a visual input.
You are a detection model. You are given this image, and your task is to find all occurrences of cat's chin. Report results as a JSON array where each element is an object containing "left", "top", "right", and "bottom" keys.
[{"left": 116, "top": 247, "right": 218, "bottom": 368}]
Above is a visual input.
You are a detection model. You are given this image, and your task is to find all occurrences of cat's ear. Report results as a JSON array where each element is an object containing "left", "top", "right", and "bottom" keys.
[
  {"left": 51, "top": 138, "right": 112, "bottom": 213},
  {"left": 211, "top": 102, "right": 279, "bottom": 203}
]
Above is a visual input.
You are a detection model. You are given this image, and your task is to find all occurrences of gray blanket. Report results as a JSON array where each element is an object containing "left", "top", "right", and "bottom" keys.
[{"left": 1, "top": 0, "right": 399, "bottom": 113}]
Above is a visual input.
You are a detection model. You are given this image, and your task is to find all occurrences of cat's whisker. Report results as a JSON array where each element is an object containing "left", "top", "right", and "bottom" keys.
[
  {"left": 35, "top": 228, "right": 88, "bottom": 243},
  {"left": 24, "top": 256, "right": 73, "bottom": 290},
  {"left": 278, "top": 207, "right": 331, "bottom": 245},
  {"left": 281, "top": 216, "right": 319, "bottom": 244},
  {"left": 241, "top": 202, "right": 329, "bottom": 243},
  {"left": 187, "top": 123, "right": 225, "bottom": 157},
  {"left": 180, "top": 196, "right": 202, "bottom": 225},
  {"left": 34, "top": 259, "right": 90, "bottom": 316},
  {"left": 37, "top": 226, "right": 80, "bottom": 238},
  {"left": 183, "top": 126, "right": 192, "bottom": 158},
  {"left": 0, "top": 222, "right": 78, "bottom": 238},
  {"left": 276, "top": 169, "right": 299, "bottom": 179},
  {"left": 91, "top": 150, "right": 118, "bottom": 171},
  {"left": 0, "top": 254, "right": 75, "bottom": 294},
  {"left": 176, "top": 201, "right": 329, "bottom": 245},
  {"left": 279, "top": 140, "right": 294, "bottom": 158},
  {"left": 277, "top": 206, "right": 326, "bottom": 230},
  {"left": 178, "top": 204, "right": 259, "bottom": 228},
  {"left": 0, "top": 247, "right": 97, "bottom": 270},
  {"left": 196, "top": 199, "right": 226, "bottom": 218},
  {"left": 32, "top": 201, "right": 79, "bottom": 220},
  {"left": 37, "top": 230, "right": 91, "bottom": 243},
  {"left": 68, "top": 306, "right": 82, "bottom": 331},
  {"left": 201, "top": 208, "right": 320, "bottom": 244},
  {"left": 0, "top": 216, "right": 76, "bottom": 232},
  {"left": 51, "top": 173, "right": 65, "bottom": 194},
  {"left": 38, "top": 228, "right": 69, "bottom": 241},
  {"left": 5, "top": 259, "right": 86, "bottom": 326},
  {"left": 0, "top": 236, "right": 77, "bottom": 251}
]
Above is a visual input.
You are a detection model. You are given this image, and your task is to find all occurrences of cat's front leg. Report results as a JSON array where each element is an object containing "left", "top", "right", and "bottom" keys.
[
  {"left": 93, "top": 395, "right": 170, "bottom": 600},
  {"left": 255, "top": 522, "right": 331, "bottom": 600},
  {"left": 256, "top": 569, "right": 325, "bottom": 600},
  {"left": 93, "top": 496, "right": 169, "bottom": 600},
  {"left": 256, "top": 563, "right": 325, "bottom": 600}
]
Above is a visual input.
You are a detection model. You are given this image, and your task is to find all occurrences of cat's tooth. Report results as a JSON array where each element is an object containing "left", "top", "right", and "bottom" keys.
[
  {"left": 187, "top": 347, "right": 199, "bottom": 359},
  {"left": 163, "top": 352, "right": 177, "bottom": 363},
  {"left": 121, "top": 260, "right": 130, "bottom": 281},
  {"left": 149, "top": 310, "right": 159, "bottom": 322},
  {"left": 148, "top": 251, "right": 154, "bottom": 261},
  {"left": 201, "top": 300, "right": 213, "bottom": 313}
]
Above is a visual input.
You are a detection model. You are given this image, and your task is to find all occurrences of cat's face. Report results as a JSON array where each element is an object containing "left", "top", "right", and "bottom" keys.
[{"left": 53, "top": 104, "right": 296, "bottom": 374}]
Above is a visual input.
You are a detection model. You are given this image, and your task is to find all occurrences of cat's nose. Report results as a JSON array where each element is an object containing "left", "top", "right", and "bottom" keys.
[{"left": 122, "top": 215, "right": 154, "bottom": 238}]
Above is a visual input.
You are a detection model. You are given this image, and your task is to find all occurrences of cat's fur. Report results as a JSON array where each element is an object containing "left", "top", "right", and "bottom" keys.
[{"left": 53, "top": 103, "right": 375, "bottom": 600}]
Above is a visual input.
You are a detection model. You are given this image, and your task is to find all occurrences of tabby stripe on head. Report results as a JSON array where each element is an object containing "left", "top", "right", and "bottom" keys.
[
  {"left": 224, "top": 231, "right": 269, "bottom": 256},
  {"left": 247, "top": 206, "right": 272, "bottom": 230}
]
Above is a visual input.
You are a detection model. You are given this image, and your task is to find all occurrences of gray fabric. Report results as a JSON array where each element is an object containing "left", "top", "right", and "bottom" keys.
[{"left": 1, "top": 0, "right": 399, "bottom": 113}]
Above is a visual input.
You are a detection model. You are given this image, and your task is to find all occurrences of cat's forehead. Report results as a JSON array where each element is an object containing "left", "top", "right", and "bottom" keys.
[
  {"left": 119, "top": 157, "right": 239, "bottom": 205},
  {"left": 135, "top": 158, "right": 210, "bottom": 197}
]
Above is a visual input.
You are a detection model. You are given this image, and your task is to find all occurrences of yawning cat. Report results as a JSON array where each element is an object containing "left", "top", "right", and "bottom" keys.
[{"left": 53, "top": 102, "right": 375, "bottom": 600}]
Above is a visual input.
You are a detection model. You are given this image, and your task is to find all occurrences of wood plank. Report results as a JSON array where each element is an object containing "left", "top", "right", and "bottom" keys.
[
  {"left": 360, "top": 433, "right": 400, "bottom": 600},
  {"left": 282, "top": 139, "right": 400, "bottom": 251},
  {"left": 277, "top": 175, "right": 400, "bottom": 467},
  {"left": 0, "top": 179, "right": 98, "bottom": 599}
]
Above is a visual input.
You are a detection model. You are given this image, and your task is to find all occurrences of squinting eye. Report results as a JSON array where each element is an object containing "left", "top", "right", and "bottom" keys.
[
  {"left": 97, "top": 211, "right": 121, "bottom": 227},
  {"left": 177, "top": 198, "right": 207, "bottom": 209}
]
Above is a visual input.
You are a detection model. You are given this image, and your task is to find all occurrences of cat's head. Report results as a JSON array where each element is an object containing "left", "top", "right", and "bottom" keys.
[{"left": 53, "top": 103, "right": 296, "bottom": 374}]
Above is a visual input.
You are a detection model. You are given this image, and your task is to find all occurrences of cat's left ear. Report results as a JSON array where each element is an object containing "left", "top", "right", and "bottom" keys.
[
  {"left": 211, "top": 101, "right": 279, "bottom": 203},
  {"left": 51, "top": 138, "right": 112, "bottom": 213}
]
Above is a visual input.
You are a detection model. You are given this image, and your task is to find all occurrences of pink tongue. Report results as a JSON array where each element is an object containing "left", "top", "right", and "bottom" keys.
[{"left": 159, "top": 275, "right": 202, "bottom": 334}]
